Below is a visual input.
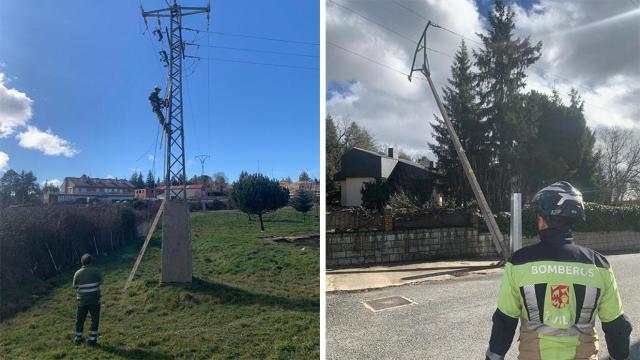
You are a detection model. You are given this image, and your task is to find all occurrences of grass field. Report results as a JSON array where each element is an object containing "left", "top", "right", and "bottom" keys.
[{"left": 0, "top": 207, "right": 319, "bottom": 359}]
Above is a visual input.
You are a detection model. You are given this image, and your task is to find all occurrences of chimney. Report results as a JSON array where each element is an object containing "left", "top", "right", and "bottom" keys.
[{"left": 387, "top": 147, "right": 398, "bottom": 159}]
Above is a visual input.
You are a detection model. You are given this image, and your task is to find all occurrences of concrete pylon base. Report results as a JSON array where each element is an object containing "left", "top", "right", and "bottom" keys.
[{"left": 161, "top": 200, "right": 192, "bottom": 283}]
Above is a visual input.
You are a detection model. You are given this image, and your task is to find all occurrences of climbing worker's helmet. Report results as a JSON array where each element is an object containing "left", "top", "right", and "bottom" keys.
[
  {"left": 154, "top": 85, "right": 162, "bottom": 91},
  {"left": 531, "top": 181, "right": 585, "bottom": 231}
]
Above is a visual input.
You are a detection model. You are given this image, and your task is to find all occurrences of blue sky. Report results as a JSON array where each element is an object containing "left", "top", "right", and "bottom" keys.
[{"left": 0, "top": 0, "right": 319, "bottom": 186}]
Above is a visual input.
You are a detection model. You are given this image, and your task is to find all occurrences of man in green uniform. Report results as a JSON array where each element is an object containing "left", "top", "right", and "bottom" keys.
[
  {"left": 486, "top": 181, "right": 632, "bottom": 360},
  {"left": 73, "top": 253, "right": 103, "bottom": 346}
]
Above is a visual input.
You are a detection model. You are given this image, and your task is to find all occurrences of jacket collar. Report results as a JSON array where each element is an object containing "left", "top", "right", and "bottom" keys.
[{"left": 539, "top": 228, "right": 573, "bottom": 244}]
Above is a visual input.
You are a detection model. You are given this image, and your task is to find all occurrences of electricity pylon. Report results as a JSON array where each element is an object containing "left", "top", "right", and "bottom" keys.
[
  {"left": 142, "top": 0, "right": 210, "bottom": 283},
  {"left": 408, "top": 21, "right": 510, "bottom": 261},
  {"left": 195, "top": 154, "right": 210, "bottom": 177}
]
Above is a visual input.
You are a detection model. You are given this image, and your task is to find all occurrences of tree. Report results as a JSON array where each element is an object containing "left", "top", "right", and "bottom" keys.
[
  {"left": 0, "top": 169, "right": 40, "bottom": 207},
  {"left": 291, "top": 190, "right": 314, "bottom": 220},
  {"left": 136, "top": 172, "right": 145, "bottom": 189},
  {"left": 213, "top": 172, "right": 228, "bottom": 193},
  {"left": 597, "top": 127, "right": 640, "bottom": 204},
  {"left": 361, "top": 177, "right": 391, "bottom": 211},
  {"left": 474, "top": 0, "right": 542, "bottom": 209},
  {"left": 298, "top": 171, "right": 311, "bottom": 182},
  {"left": 231, "top": 172, "right": 289, "bottom": 231},
  {"left": 146, "top": 170, "right": 156, "bottom": 188},
  {"left": 517, "top": 89, "right": 602, "bottom": 202},
  {"left": 430, "top": 40, "right": 485, "bottom": 207},
  {"left": 129, "top": 172, "right": 138, "bottom": 186},
  {"left": 42, "top": 181, "right": 60, "bottom": 193}
]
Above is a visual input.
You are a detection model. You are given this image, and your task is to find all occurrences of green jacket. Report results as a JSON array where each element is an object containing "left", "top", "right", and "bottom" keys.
[
  {"left": 486, "top": 229, "right": 632, "bottom": 360},
  {"left": 72, "top": 265, "right": 103, "bottom": 306}
]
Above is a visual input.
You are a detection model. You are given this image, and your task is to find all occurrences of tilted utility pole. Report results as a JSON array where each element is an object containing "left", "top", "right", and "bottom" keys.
[
  {"left": 408, "top": 21, "right": 510, "bottom": 261},
  {"left": 142, "top": 0, "right": 210, "bottom": 283},
  {"left": 195, "top": 154, "right": 210, "bottom": 177}
]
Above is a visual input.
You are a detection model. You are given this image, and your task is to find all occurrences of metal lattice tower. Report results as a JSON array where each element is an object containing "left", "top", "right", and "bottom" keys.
[
  {"left": 142, "top": 0, "right": 210, "bottom": 283},
  {"left": 142, "top": 0, "right": 210, "bottom": 200},
  {"left": 195, "top": 154, "right": 210, "bottom": 177}
]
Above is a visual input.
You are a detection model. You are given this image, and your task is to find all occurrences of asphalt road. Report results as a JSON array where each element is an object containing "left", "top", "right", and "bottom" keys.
[{"left": 326, "top": 253, "right": 640, "bottom": 360}]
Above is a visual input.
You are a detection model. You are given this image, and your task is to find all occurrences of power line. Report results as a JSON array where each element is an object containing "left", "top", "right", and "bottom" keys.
[
  {"left": 183, "top": 27, "right": 319, "bottom": 46},
  {"left": 391, "top": 0, "right": 484, "bottom": 47},
  {"left": 327, "top": 41, "right": 413, "bottom": 78},
  {"left": 327, "top": 0, "right": 453, "bottom": 60},
  {"left": 328, "top": 6, "right": 612, "bottom": 114},
  {"left": 328, "top": 0, "right": 416, "bottom": 44},
  {"left": 185, "top": 55, "right": 319, "bottom": 71},
  {"left": 327, "top": 41, "right": 449, "bottom": 88},
  {"left": 189, "top": 44, "right": 319, "bottom": 58},
  {"left": 388, "top": 0, "right": 602, "bottom": 95}
]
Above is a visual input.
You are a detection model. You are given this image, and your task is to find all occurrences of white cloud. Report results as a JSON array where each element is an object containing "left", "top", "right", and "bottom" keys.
[
  {"left": 0, "top": 72, "right": 33, "bottom": 137},
  {"left": 327, "top": 0, "right": 485, "bottom": 159},
  {"left": 327, "top": 0, "right": 640, "bottom": 163},
  {"left": 0, "top": 151, "right": 9, "bottom": 172},
  {"left": 147, "top": 154, "right": 155, "bottom": 161},
  {"left": 15, "top": 126, "right": 78, "bottom": 157},
  {"left": 513, "top": 0, "right": 640, "bottom": 129},
  {"left": 42, "top": 178, "right": 62, "bottom": 187},
  {"left": 1, "top": 70, "right": 81, "bottom": 158},
  {"left": 106, "top": 174, "right": 115, "bottom": 179}
]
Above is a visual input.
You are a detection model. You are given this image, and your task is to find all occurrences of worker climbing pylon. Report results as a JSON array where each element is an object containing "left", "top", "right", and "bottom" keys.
[{"left": 148, "top": 85, "right": 169, "bottom": 132}]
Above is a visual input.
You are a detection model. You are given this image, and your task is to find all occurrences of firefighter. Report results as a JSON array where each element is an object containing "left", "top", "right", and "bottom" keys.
[
  {"left": 149, "top": 85, "right": 169, "bottom": 132},
  {"left": 486, "top": 181, "right": 632, "bottom": 360},
  {"left": 73, "top": 253, "right": 103, "bottom": 346}
]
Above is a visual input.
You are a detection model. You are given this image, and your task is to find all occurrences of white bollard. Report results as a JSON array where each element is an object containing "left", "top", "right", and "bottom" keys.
[{"left": 510, "top": 193, "right": 522, "bottom": 252}]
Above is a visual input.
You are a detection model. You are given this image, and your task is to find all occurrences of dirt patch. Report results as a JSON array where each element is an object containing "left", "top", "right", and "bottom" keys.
[{"left": 268, "top": 234, "right": 319, "bottom": 248}]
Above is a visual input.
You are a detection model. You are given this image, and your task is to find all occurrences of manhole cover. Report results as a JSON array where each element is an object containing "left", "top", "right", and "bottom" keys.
[{"left": 363, "top": 296, "right": 415, "bottom": 312}]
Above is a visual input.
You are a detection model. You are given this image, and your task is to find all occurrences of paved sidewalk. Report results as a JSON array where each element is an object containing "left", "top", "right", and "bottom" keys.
[{"left": 326, "top": 259, "right": 503, "bottom": 292}]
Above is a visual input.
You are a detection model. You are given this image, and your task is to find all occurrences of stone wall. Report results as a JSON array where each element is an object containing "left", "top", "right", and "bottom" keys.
[
  {"left": 522, "top": 231, "right": 640, "bottom": 254},
  {"left": 326, "top": 228, "right": 640, "bottom": 267}
]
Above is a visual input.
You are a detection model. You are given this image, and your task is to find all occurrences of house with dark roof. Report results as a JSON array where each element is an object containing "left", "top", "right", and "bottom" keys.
[
  {"left": 333, "top": 147, "right": 442, "bottom": 207},
  {"left": 43, "top": 175, "right": 136, "bottom": 204},
  {"left": 62, "top": 175, "right": 135, "bottom": 196}
]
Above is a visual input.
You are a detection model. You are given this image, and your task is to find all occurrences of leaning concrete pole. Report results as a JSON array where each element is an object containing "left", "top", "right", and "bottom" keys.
[{"left": 409, "top": 21, "right": 509, "bottom": 260}]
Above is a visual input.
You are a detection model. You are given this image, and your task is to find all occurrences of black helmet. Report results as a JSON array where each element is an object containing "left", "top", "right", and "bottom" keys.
[{"left": 531, "top": 181, "right": 585, "bottom": 230}]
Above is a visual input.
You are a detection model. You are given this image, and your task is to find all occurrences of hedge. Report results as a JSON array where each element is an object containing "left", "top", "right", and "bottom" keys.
[
  {"left": 489, "top": 203, "right": 640, "bottom": 237},
  {"left": 0, "top": 205, "right": 138, "bottom": 291}
]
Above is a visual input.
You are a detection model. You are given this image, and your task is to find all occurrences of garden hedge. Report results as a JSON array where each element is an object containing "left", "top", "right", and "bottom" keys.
[
  {"left": 490, "top": 203, "right": 640, "bottom": 237},
  {"left": 0, "top": 205, "right": 137, "bottom": 290}
]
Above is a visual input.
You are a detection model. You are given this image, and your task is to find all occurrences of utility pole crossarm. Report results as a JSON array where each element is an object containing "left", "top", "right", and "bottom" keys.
[{"left": 408, "top": 21, "right": 510, "bottom": 261}]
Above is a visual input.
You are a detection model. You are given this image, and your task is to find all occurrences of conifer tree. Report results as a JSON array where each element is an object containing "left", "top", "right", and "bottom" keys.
[
  {"left": 430, "top": 40, "right": 485, "bottom": 207},
  {"left": 474, "top": 0, "right": 542, "bottom": 209}
]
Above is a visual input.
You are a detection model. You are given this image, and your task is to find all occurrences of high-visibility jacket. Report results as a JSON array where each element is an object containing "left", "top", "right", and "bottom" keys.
[
  {"left": 486, "top": 229, "right": 632, "bottom": 360},
  {"left": 72, "top": 265, "right": 103, "bottom": 306}
]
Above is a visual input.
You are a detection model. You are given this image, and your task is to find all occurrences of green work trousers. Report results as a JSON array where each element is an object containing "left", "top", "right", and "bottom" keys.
[{"left": 75, "top": 302, "right": 100, "bottom": 340}]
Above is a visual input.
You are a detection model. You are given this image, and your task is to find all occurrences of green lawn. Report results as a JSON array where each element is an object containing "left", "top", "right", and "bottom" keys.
[{"left": 0, "top": 207, "right": 319, "bottom": 359}]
